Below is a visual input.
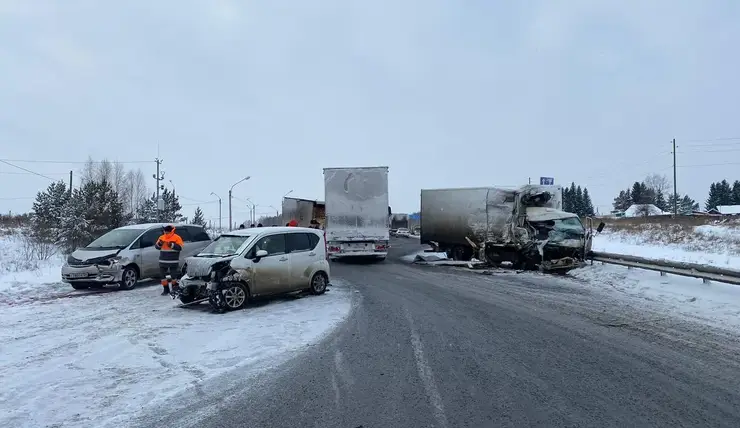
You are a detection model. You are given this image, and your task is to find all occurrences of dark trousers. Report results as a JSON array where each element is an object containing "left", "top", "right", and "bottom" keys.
[{"left": 159, "top": 263, "right": 180, "bottom": 287}]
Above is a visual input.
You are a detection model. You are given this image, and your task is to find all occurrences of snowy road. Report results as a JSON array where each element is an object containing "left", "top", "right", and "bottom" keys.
[
  {"left": 0, "top": 280, "right": 351, "bottom": 428},
  {"left": 165, "top": 238, "right": 740, "bottom": 428}
]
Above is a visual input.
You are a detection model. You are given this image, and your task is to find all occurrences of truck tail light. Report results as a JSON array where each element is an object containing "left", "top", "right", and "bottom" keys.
[
  {"left": 328, "top": 245, "right": 340, "bottom": 253},
  {"left": 375, "top": 243, "right": 387, "bottom": 251}
]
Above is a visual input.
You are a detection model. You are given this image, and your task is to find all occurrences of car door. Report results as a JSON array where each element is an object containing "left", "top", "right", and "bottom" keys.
[
  {"left": 248, "top": 233, "right": 290, "bottom": 295},
  {"left": 136, "top": 228, "right": 162, "bottom": 278},
  {"left": 285, "top": 232, "right": 316, "bottom": 290}
]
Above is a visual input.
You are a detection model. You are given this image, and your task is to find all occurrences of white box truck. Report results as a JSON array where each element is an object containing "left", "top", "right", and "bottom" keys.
[{"left": 323, "top": 166, "right": 390, "bottom": 261}]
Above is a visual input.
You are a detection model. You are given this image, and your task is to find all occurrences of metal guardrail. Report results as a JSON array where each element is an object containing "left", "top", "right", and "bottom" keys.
[{"left": 589, "top": 251, "right": 740, "bottom": 286}]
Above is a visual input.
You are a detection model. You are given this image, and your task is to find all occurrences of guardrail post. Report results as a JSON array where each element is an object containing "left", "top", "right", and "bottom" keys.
[
  {"left": 703, "top": 278, "right": 711, "bottom": 284},
  {"left": 660, "top": 271, "right": 666, "bottom": 277}
]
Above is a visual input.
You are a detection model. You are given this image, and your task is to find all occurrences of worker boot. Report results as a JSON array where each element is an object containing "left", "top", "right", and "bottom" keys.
[{"left": 160, "top": 278, "right": 170, "bottom": 295}]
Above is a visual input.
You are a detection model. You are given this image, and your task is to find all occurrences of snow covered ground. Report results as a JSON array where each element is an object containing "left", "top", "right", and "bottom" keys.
[
  {"left": 569, "top": 263, "right": 740, "bottom": 332},
  {"left": 593, "top": 224, "right": 740, "bottom": 269},
  {"left": 0, "top": 233, "right": 352, "bottom": 428}
]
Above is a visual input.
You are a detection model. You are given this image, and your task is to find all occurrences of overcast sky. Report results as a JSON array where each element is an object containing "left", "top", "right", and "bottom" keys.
[{"left": 1, "top": 0, "right": 739, "bottom": 224}]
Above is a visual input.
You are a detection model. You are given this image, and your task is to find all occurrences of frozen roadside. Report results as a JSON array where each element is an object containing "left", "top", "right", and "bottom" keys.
[
  {"left": 0, "top": 279, "right": 352, "bottom": 428},
  {"left": 593, "top": 227, "right": 740, "bottom": 269},
  {"left": 569, "top": 263, "right": 740, "bottom": 333}
]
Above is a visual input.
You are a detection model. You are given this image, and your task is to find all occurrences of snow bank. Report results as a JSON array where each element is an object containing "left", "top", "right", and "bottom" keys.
[
  {"left": 593, "top": 224, "right": 740, "bottom": 269},
  {"left": 0, "top": 233, "right": 353, "bottom": 428},
  {"left": 570, "top": 263, "right": 740, "bottom": 332},
  {"left": 0, "top": 233, "right": 68, "bottom": 304}
]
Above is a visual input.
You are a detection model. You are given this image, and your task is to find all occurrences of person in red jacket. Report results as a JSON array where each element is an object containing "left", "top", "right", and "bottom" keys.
[{"left": 287, "top": 219, "right": 298, "bottom": 227}]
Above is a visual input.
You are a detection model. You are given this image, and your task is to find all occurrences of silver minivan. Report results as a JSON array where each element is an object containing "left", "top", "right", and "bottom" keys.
[{"left": 61, "top": 223, "right": 212, "bottom": 290}]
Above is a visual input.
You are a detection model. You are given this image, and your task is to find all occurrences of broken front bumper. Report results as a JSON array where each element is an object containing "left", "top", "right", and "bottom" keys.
[{"left": 61, "top": 263, "right": 124, "bottom": 284}]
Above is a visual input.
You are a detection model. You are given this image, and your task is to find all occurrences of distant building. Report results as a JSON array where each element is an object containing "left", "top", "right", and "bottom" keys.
[{"left": 715, "top": 205, "right": 740, "bottom": 216}]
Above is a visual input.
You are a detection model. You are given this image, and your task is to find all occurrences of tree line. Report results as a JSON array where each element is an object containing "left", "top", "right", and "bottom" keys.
[
  {"left": 562, "top": 182, "right": 595, "bottom": 217},
  {"left": 30, "top": 159, "right": 207, "bottom": 252},
  {"left": 705, "top": 180, "right": 740, "bottom": 211}
]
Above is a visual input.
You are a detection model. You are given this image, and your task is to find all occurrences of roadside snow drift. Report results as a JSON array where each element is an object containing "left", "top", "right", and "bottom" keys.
[
  {"left": 593, "top": 225, "right": 740, "bottom": 269},
  {"left": 0, "top": 275, "right": 352, "bottom": 428}
]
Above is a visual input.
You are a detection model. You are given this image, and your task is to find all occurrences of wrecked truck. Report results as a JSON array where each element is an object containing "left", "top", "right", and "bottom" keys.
[{"left": 419, "top": 185, "right": 603, "bottom": 272}]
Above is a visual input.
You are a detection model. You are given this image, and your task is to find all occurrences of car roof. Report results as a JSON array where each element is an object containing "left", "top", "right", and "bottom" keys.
[
  {"left": 117, "top": 223, "right": 204, "bottom": 231},
  {"left": 223, "top": 226, "right": 321, "bottom": 237}
]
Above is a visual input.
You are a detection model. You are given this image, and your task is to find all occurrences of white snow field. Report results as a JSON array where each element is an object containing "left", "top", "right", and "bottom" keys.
[
  {"left": 592, "top": 223, "right": 740, "bottom": 269},
  {"left": 0, "top": 233, "right": 352, "bottom": 428}
]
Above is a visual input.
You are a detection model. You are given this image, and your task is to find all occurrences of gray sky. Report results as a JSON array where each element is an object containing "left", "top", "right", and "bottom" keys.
[{"left": 1, "top": 0, "right": 739, "bottom": 223}]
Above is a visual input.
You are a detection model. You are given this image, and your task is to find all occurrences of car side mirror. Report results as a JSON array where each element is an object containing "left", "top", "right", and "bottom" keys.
[
  {"left": 596, "top": 222, "right": 606, "bottom": 233},
  {"left": 253, "top": 249, "right": 268, "bottom": 261}
]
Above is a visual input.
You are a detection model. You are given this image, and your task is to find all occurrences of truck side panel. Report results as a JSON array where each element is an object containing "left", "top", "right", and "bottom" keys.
[
  {"left": 420, "top": 187, "right": 516, "bottom": 246},
  {"left": 324, "top": 167, "right": 390, "bottom": 242},
  {"left": 282, "top": 197, "right": 316, "bottom": 227}
]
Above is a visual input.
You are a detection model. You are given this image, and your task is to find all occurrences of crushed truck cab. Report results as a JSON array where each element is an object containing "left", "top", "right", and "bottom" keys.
[{"left": 420, "top": 185, "right": 597, "bottom": 273}]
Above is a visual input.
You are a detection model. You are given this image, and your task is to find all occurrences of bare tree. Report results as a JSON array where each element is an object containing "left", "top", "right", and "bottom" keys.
[
  {"left": 125, "top": 168, "right": 149, "bottom": 215},
  {"left": 79, "top": 156, "right": 97, "bottom": 185},
  {"left": 97, "top": 159, "right": 113, "bottom": 183},
  {"left": 644, "top": 174, "right": 672, "bottom": 193}
]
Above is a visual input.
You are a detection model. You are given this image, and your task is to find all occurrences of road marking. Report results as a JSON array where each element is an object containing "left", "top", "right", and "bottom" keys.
[{"left": 405, "top": 308, "right": 449, "bottom": 428}]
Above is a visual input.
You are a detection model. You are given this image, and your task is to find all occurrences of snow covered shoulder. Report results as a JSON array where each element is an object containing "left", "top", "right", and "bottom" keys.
[{"left": 0, "top": 233, "right": 352, "bottom": 428}]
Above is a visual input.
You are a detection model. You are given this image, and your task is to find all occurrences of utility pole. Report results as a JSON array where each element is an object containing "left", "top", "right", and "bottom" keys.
[
  {"left": 672, "top": 138, "right": 678, "bottom": 215},
  {"left": 528, "top": 177, "right": 531, "bottom": 184},
  {"left": 210, "top": 192, "right": 222, "bottom": 231},
  {"left": 153, "top": 158, "right": 165, "bottom": 222},
  {"left": 68, "top": 171, "right": 73, "bottom": 197}
]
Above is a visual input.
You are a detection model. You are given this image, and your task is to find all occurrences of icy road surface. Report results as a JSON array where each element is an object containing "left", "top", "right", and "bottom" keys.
[
  {"left": 0, "top": 282, "right": 351, "bottom": 428},
  {"left": 176, "top": 238, "right": 740, "bottom": 428}
]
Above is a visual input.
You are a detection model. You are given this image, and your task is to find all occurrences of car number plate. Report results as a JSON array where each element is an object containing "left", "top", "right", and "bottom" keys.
[{"left": 68, "top": 273, "right": 88, "bottom": 279}]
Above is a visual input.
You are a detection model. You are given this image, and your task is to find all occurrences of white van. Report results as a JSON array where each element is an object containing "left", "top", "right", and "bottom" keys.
[{"left": 61, "top": 223, "right": 211, "bottom": 290}]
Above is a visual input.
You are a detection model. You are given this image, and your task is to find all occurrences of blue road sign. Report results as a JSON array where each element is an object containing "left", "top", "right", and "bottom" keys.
[{"left": 540, "top": 177, "right": 554, "bottom": 185}]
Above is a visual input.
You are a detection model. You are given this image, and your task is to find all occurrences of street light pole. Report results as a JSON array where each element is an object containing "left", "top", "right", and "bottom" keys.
[
  {"left": 229, "top": 176, "right": 251, "bottom": 230},
  {"left": 245, "top": 198, "right": 256, "bottom": 225},
  {"left": 210, "top": 192, "right": 222, "bottom": 231}
]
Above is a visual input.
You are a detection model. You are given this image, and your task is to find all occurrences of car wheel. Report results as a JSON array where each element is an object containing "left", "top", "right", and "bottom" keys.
[
  {"left": 221, "top": 282, "right": 249, "bottom": 310},
  {"left": 118, "top": 266, "right": 139, "bottom": 290},
  {"left": 70, "top": 283, "right": 89, "bottom": 290},
  {"left": 309, "top": 272, "right": 328, "bottom": 295}
]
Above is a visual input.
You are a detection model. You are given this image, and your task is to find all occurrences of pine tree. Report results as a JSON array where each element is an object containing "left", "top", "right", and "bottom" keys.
[
  {"left": 161, "top": 188, "right": 182, "bottom": 223},
  {"left": 680, "top": 195, "right": 699, "bottom": 214},
  {"left": 31, "top": 181, "right": 70, "bottom": 242},
  {"left": 575, "top": 185, "right": 584, "bottom": 216},
  {"left": 718, "top": 179, "right": 733, "bottom": 206},
  {"left": 136, "top": 195, "right": 157, "bottom": 223},
  {"left": 192, "top": 207, "right": 206, "bottom": 226},
  {"left": 654, "top": 189, "right": 667, "bottom": 212},
  {"left": 631, "top": 182, "right": 644, "bottom": 205},
  {"left": 732, "top": 180, "right": 740, "bottom": 205},
  {"left": 59, "top": 188, "right": 93, "bottom": 253},
  {"left": 612, "top": 189, "right": 632, "bottom": 211},
  {"left": 706, "top": 182, "right": 720, "bottom": 211},
  {"left": 582, "top": 188, "right": 595, "bottom": 216},
  {"left": 562, "top": 186, "right": 572, "bottom": 213}
]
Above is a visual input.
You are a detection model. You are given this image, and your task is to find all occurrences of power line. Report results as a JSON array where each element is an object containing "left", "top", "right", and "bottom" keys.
[
  {"left": 0, "top": 158, "right": 151, "bottom": 164},
  {"left": 0, "top": 159, "right": 58, "bottom": 181},
  {"left": 0, "top": 171, "right": 69, "bottom": 175}
]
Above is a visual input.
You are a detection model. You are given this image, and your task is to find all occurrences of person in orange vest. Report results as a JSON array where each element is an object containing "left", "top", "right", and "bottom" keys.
[{"left": 154, "top": 224, "right": 184, "bottom": 295}]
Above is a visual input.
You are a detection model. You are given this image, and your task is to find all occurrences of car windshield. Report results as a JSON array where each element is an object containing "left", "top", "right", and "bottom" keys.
[
  {"left": 84, "top": 228, "right": 144, "bottom": 250},
  {"left": 199, "top": 235, "right": 250, "bottom": 257}
]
